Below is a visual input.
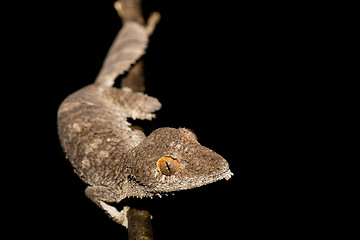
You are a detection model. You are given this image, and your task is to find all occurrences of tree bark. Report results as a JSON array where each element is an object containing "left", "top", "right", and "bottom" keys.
[{"left": 127, "top": 208, "right": 154, "bottom": 240}]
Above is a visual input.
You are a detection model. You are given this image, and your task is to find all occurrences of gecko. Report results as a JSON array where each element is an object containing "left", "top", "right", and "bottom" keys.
[{"left": 57, "top": 19, "right": 233, "bottom": 228}]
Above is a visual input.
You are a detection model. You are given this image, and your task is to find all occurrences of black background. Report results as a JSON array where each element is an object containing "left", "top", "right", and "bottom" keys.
[{"left": 8, "top": 0, "right": 333, "bottom": 239}]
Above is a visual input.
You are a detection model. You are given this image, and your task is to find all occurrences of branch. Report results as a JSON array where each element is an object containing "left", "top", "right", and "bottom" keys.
[
  {"left": 117, "top": 0, "right": 160, "bottom": 92},
  {"left": 127, "top": 208, "right": 154, "bottom": 240},
  {"left": 114, "top": 1, "right": 158, "bottom": 239},
  {"left": 114, "top": 0, "right": 145, "bottom": 25},
  {"left": 95, "top": 1, "right": 159, "bottom": 88}
]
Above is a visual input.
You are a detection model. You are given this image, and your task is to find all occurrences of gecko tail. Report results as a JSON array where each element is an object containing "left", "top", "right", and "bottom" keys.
[
  {"left": 95, "top": 22, "right": 149, "bottom": 87},
  {"left": 95, "top": 13, "right": 161, "bottom": 87}
]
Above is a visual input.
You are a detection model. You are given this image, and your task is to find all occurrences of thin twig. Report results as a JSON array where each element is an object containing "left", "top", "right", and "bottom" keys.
[
  {"left": 119, "top": 1, "right": 160, "bottom": 92},
  {"left": 127, "top": 208, "right": 154, "bottom": 240},
  {"left": 121, "top": 59, "right": 146, "bottom": 92},
  {"left": 115, "top": 0, "right": 156, "bottom": 239},
  {"left": 114, "top": 0, "right": 145, "bottom": 25}
]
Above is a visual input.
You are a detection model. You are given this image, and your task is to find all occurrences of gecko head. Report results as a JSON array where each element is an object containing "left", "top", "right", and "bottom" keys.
[{"left": 125, "top": 127, "right": 233, "bottom": 197}]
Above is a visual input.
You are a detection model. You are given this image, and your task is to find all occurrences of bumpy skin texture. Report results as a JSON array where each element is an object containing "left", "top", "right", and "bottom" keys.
[
  {"left": 58, "top": 83, "right": 161, "bottom": 186},
  {"left": 57, "top": 18, "right": 232, "bottom": 227},
  {"left": 58, "top": 83, "right": 232, "bottom": 227},
  {"left": 125, "top": 127, "right": 232, "bottom": 196}
]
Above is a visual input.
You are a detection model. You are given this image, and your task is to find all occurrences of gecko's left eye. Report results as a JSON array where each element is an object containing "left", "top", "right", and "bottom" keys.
[{"left": 157, "top": 156, "right": 180, "bottom": 176}]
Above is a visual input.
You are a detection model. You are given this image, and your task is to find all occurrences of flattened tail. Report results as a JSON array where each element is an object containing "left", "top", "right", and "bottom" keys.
[{"left": 95, "top": 22, "right": 149, "bottom": 87}]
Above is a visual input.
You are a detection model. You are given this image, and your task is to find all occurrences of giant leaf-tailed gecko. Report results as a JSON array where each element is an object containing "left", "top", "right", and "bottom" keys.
[{"left": 57, "top": 19, "right": 232, "bottom": 228}]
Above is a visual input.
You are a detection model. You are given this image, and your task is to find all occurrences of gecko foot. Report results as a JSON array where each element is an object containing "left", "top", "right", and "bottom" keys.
[
  {"left": 99, "top": 201, "right": 130, "bottom": 228},
  {"left": 85, "top": 186, "right": 129, "bottom": 227}
]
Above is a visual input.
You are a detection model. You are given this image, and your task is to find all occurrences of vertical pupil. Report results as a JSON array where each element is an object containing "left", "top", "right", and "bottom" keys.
[{"left": 165, "top": 161, "right": 171, "bottom": 173}]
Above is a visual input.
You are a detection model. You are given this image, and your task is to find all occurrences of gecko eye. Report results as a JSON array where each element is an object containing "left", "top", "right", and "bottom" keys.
[{"left": 157, "top": 156, "right": 180, "bottom": 176}]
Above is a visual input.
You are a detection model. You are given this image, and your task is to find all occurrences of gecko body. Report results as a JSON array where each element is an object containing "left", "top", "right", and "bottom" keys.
[{"left": 57, "top": 21, "right": 232, "bottom": 228}]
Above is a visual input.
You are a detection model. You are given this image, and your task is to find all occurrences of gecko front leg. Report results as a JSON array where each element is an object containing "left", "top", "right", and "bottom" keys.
[{"left": 85, "top": 186, "right": 129, "bottom": 227}]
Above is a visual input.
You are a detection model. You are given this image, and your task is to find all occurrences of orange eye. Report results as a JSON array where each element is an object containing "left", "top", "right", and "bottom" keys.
[{"left": 157, "top": 156, "right": 180, "bottom": 176}]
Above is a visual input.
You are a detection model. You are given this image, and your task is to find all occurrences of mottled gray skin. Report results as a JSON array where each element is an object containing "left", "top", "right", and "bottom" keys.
[{"left": 57, "top": 83, "right": 232, "bottom": 227}]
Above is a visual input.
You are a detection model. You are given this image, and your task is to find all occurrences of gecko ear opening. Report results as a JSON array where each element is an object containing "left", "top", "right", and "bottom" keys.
[{"left": 157, "top": 156, "right": 180, "bottom": 176}]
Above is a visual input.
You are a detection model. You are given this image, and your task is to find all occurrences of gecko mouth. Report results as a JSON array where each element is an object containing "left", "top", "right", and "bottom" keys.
[
  {"left": 129, "top": 168, "right": 233, "bottom": 199},
  {"left": 218, "top": 169, "right": 233, "bottom": 180},
  {"left": 199, "top": 168, "right": 233, "bottom": 185},
  {"left": 158, "top": 168, "right": 233, "bottom": 194}
]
